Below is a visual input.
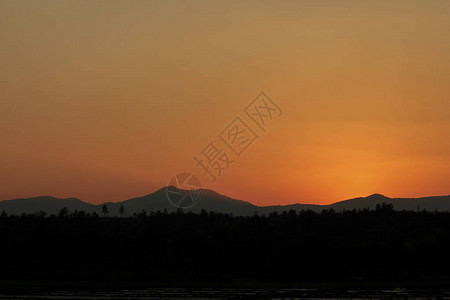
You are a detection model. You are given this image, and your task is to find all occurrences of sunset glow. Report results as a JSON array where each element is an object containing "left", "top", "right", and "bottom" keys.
[{"left": 1, "top": 0, "right": 449, "bottom": 205}]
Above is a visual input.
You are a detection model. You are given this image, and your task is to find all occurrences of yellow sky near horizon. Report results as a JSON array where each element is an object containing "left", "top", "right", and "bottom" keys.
[{"left": 1, "top": 0, "right": 449, "bottom": 205}]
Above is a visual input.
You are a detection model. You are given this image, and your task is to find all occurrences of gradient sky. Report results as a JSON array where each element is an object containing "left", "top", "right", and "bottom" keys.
[{"left": 1, "top": 0, "right": 449, "bottom": 205}]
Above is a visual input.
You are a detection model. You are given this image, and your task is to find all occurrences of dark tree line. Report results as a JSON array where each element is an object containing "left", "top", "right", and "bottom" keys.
[{"left": 1, "top": 203, "right": 450, "bottom": 283}]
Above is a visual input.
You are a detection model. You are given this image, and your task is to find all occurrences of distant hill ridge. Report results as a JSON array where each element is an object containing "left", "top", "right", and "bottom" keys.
[{"left": 0, "top": 187, "right": 449, "bottom": 216}]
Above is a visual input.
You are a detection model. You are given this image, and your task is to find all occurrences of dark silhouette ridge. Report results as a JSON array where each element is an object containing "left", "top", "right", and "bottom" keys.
[
  {"left": 0, "top": 196, "right": 96, "bottom": 215},
  {"left": 2, "top": 207, "right": 450, "bottom": 283},
  {"left": 0, "top": 187, "right": 449, "bottom": 216}
]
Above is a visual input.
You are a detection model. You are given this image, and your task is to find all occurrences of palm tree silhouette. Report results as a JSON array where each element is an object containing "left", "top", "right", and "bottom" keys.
[{"left": 102, "top": 204, "right": 108, "bottom": 216}]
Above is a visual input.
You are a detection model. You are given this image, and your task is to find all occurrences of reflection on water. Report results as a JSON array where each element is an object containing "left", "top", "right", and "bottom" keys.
[{"left": 0, "top": 287, "right": 449, "bottom": 299}]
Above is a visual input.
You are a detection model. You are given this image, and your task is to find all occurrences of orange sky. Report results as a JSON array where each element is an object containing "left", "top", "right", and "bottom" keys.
[{"left": 1, "top": 0, "right": 449, "bottom": 205}]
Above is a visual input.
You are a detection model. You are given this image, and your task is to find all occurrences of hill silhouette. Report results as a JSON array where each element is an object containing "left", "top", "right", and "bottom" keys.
[
  {"left": 0, "top": 196, "right": 96, "bottom": 215},
  {"left": 0, "top": 188, "right": 449, "bottom": 216}
]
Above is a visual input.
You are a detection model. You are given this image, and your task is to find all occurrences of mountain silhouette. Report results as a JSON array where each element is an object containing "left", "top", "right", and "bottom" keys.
[
  {"left": 0, "top": 196, "right": 96, "bottom": 215},
  {"left": 102, "top": 186, "right": 257, "bottom": 216},
  {"left": 0, "top": 188, "right": 449, "bottom": 216}
]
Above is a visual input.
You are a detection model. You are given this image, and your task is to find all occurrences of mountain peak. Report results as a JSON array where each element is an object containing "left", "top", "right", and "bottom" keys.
[
  {"left": 159, "top": 186, "right": 217, "bottom": 196},
  {"left": 366, "top": 193, "right": 389, "bottom": 199}
]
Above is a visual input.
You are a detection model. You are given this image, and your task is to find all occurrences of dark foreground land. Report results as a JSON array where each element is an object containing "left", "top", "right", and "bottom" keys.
[{"left": 1, "top": 204, "right": 450, "bottom": 294}]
